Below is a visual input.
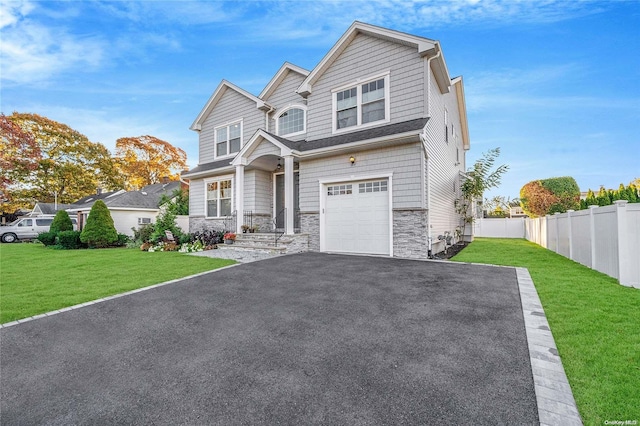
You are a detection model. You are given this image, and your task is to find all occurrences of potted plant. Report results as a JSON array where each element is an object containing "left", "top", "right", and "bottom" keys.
[
  {"left": 223, "top": 232, "right": 236, "bottom": 244},
  {"left": 241, "top": 224, "right": 250, "bottom": 233},
  {"left": 250, "top": 225, "right": 259, "bottom": 233}
]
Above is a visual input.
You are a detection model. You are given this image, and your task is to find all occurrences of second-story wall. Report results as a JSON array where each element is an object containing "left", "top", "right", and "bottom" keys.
[
  {"left": 198, "top": 88, "right": 264, "bottom": 165},
  {"left": 306, "top": 33, "right": 426, "bottom": 141},
  {"left": 264, "top": 71, "right": 307, "bottom": 140}
]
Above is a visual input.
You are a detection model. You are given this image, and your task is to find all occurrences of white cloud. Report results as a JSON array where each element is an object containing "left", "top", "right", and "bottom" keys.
[{"left": 0, "top": 2, "right": 105, "bottom": 84}]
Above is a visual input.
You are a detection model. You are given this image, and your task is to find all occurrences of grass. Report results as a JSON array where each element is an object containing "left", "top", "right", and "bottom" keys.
[
  {"left": 0, "top": 243, "right": 235, "bottom": 324},
  {"left": 452, "top": 238, "right": 639, "bottom": 425}
]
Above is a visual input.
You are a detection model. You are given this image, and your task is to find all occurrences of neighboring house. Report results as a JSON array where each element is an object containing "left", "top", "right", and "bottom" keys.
[
  {"left": 31, "top": 190, "right": 124, "bottom": 217},
  {"left": 182, "top": 21, "right": 470, "bottom": 258},
  {"left": 509, "top": 206, "right": 527, "bottom": 218},
  {"left": 66, "top": 182, "right": 183, "bottom": 236}
]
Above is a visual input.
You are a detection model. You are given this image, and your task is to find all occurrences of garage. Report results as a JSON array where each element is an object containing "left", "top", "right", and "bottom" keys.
[{"left": 322, "top": 178, "right": 391, "bottom": 255}]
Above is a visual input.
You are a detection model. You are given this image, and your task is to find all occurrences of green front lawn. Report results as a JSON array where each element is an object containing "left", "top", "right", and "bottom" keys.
[
  {"left": 0, "top": 243, "right": 235, "bottom": 324},
  {"left": 452, "top": 238, "right": 639, "bottom": 424}
]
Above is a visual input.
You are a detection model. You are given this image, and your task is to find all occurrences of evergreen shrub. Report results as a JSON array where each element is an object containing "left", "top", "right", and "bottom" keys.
[
  {"left": 57, "top": 231, "right": 84, "bottom": 249},
  {"left": 80, "top": 200, "right": 118, "bottom": 248},
  {"left": 37, "top": 231, "right": 57, "bottom": 246},
  {"left": 50, "top": 210, "right": 74, "bottom": 234}
]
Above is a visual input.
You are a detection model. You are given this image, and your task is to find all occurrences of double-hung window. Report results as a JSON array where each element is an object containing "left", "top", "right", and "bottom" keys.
[
  {"left": 206, "top": 178, "right": 233, "bottom": 218},
  {"left": 215, "top": 121, "right": 242, "bottom": 158},
  {"left": 333, "top": 73, "right": 390, "bottom": 132}
]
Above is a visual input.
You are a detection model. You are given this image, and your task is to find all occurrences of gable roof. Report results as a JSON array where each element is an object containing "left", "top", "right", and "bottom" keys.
[
  {"left": 297, "top": 21, "right": 451, "bottom": 97},
  {"left": 259, "top": 62, "right": 310, "bottom": 100},
  {"left": 31, "top": 203, "right": 82, "bottom": 216},
  {"left": 67, "top": 181, "right": 182, "bottom": 211},
  {"left": 191, "top": 80, "right": 272, "bottom": 131}
]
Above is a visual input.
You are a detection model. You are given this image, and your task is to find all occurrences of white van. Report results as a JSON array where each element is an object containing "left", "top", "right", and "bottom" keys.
[{"left": 0, "top": 216, "right": 78, "bottom": 243}]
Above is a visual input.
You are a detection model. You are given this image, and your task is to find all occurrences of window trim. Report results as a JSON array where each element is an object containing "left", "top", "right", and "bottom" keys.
[
  {"left": 275, "top": 105, "right": 307, "bottom": 137},
  {"left": 204, "top": 175, "right": 235, "bottom": 219},
  {"left": 214, "top": 119, "right": 243, "bottom": 160},
  {"left": 331, "top": 71, "right": 391, "bottom": 134}
]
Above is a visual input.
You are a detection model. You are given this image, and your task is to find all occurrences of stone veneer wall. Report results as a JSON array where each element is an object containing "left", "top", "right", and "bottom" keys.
[
  {"left": 299, "top": 212, "right": 320, "bottom": 251},
  {"left": 250, "top": 214, "right": 273, "bottom": 233},
  {"left": 284, "top": 234, "right": 310, "bottom": 253},
  {"left": 393, "top": 209, "right": 428, "bottom": 259},
  {"left": 190, "top": 216, "right": 226, "bottom": 233}
]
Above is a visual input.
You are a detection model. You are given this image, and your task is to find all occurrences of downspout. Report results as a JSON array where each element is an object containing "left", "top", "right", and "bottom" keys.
[{"left": 425, "top": 49, "right": 441, "bottom": 259}]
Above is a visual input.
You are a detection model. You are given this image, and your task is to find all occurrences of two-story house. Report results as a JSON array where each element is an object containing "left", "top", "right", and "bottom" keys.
[{"left": 182, "top": 21, "right": 470, "bottom": 259}]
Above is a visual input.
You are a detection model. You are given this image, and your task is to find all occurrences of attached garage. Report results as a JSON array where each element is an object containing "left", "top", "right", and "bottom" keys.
[{"left": 321, "top": 177, "right": 392, "bottom": 256}]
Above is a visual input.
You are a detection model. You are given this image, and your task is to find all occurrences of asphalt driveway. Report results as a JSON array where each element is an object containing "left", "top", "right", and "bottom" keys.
[{"left": 1, "top": 253, "right": 538, "bottom": 425}]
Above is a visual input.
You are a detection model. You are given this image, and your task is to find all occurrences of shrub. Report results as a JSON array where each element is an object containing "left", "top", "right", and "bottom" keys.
[
  {"left": 37, "top": 231, "right": 57, "bottom": 246},
  {"left": 150, "top": 210, "right": 183, "bottom": 243},
  {"left": 80, "top": 200, "right": 118, "bottom": 248},
  {"left": 50, "top": 210, "right": 74, "bottom": 234},
  {"left": 520, "top": 176, "right": 580, "bottom": 217},
  {"left": 132, "top": 223, "right": 155, "bottom": 244},
  {"left": 113, "top": 233, "right": 130, "bottom": 247},
  {"left": 57, "top": 231, "right": 84, "bottom": 249}
]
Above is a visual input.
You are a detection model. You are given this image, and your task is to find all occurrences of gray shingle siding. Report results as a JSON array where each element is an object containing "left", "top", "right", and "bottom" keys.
[{"left": 306, "top": 33, "right": 425, "bottom": 141}]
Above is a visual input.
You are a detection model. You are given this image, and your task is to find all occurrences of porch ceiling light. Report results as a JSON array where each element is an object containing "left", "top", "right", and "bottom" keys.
[
  {"left": 276, "top": 159, "right": 282, "bottom": 170},
  {"left": 349, "top": 155, "right": 356, "bottom": 165}
]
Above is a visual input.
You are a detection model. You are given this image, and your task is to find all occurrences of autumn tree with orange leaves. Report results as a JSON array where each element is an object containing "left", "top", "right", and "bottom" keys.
[
  {"left": 2, "top": 113, "right": 123, "bottom": 212},
  {"left": 115, "top": 135, "right": 187, "bottom": 190},
  {"left": 0, "top": 114, "right": 42, "bottom": 209}
]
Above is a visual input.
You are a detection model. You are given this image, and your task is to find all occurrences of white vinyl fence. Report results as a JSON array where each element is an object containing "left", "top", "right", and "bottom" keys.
[
  {"left": 525, "top": 201, "right": 639, "bottom": 288},
  {"left": 473, "top": 218, "right": 526, "bottom": 238}
]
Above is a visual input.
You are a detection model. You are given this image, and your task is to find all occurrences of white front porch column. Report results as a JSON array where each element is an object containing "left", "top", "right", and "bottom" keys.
[
  {"left": 284, "top": 155, "right": 294, "bottom": 235},
  {"left": 235, "top": 164, "right": 244, "bottom": 234}
]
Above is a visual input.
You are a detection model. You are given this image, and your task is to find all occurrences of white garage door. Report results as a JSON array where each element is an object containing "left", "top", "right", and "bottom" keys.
[{"left": 323, "top": 179, "right": 390, "bottom": 255}]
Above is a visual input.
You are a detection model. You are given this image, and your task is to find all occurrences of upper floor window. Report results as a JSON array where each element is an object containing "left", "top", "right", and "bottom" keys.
[
  {"left": 215, "top": 121, "right": 242, "bottom": 158},
  {"left": 332, "top": 73, "right": 390, "bottom": 133},
  {"left": 277, "top": 107, "right": 305, "bottom": 136}
]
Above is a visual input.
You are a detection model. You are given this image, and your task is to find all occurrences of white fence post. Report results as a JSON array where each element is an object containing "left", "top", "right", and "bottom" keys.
[
  {"left": 589, "top": 205, "right": 598, "bottom": 268},
  {"left": 567, "top": 209, "right": 574, "bottom": 260},
  {"left": 614, "top": 200, "right": 632, "bottom": 287}
]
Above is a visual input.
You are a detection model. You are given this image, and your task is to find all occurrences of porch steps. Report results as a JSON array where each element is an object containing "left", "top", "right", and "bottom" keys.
[{"left": 221, "top": 233, "right": 309, "bottom": 254}]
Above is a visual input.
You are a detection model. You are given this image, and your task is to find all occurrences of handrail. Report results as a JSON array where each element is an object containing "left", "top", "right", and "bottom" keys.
[
  {"left": 223, "top": 210, "right": 237, "bottom": 233},
  {"left": 273, "top": 208, "right": 286, "bottom": 246}
]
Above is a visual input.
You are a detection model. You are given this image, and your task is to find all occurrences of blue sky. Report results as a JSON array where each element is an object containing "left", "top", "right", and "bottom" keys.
[{"left": 1, "top": 0, "right": 638, "bottom": 199}]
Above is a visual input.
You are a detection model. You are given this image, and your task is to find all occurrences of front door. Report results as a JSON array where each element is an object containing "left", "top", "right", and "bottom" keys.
[{"left": 275, "top": 172, "right": 299, "bottom": 229}]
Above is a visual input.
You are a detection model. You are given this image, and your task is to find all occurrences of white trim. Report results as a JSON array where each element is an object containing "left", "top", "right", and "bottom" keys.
[
  {"left": 272, "top": 170, "right": 299, "bottom": 229},
  {"left": 203, "top": 174, "right": 235, "bottom": 219},
  {"left": 275, "top": 104, "right": 307, "bottom": 137},
  {"left": 191, "top": 80, "right": 270, "bottom": 131},
  {"left": 297, "top": 21, "right": 443, "bottom": 96},
  {"left": 319, "top": 172, "right": 394, "bottom": 256},
  {"left": 259, "top": 62, "right": 310, "bottom": 99},
  {"left": 214, "top": 119, "right": 243, "bottom": 160},
  {"left": 231, "top": 129, "right": 294, "bottom": 166},
  {"left": 331, "top": 72, "right": 391, "bottom": 134}
]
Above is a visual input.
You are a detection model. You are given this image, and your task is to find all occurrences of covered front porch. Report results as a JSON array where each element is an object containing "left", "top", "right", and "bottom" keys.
[{"left": 231, "top": 130, "right": 301, "bottom": 236}]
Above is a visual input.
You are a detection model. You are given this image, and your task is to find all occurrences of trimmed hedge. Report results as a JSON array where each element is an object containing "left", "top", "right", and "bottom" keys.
[
  {"left": 37, "top": 231, "right": 57, "bottom": 246},
  {"left": 520, "top": 176, "right": 580, "bottom": 217},
  {"left": 57, "top": 231, "right": 84, "bottom": 250}
]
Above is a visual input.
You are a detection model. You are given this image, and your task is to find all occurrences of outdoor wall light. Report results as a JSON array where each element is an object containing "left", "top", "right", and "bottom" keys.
[
  {"left": 349, "top": 155, "right": 356, "bottom": 165},
  {"left": 276, "top": 159, "right": 282, "bottom": 170}
]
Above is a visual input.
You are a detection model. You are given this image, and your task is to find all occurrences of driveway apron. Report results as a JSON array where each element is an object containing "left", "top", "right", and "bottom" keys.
[{"left": 0, "top": 252, "right": 538, "bottom": 425}]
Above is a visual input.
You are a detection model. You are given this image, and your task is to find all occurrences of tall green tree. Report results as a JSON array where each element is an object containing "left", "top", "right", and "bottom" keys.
[{"left": 5, "top": 112, "right": 124, "bottom": 206}]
